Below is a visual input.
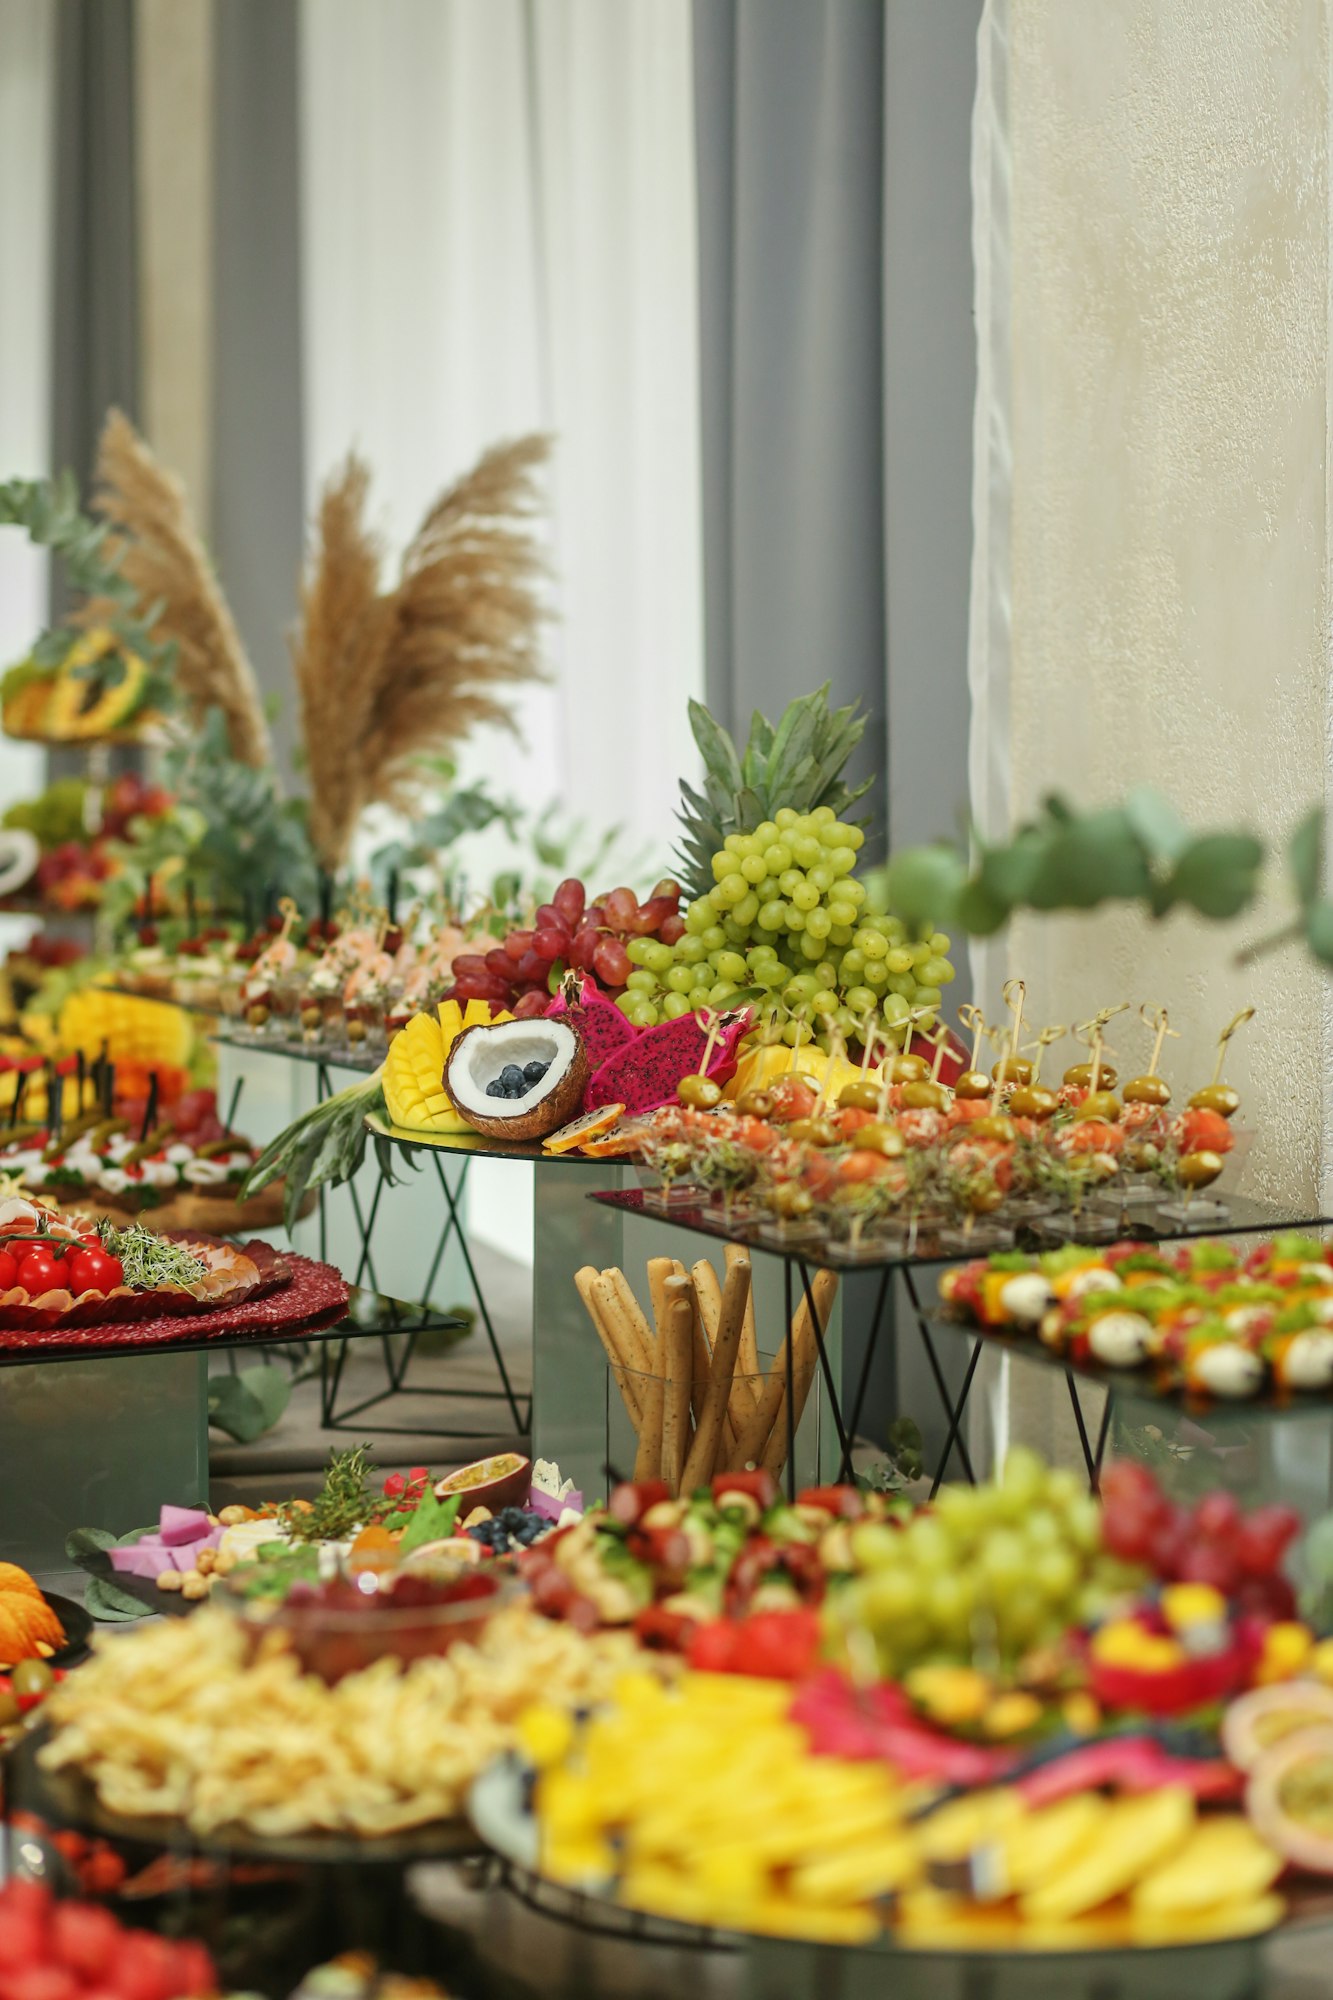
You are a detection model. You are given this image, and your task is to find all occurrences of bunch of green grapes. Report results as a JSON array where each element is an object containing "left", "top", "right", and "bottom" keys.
[
  {"left": 827, "top": 1450, "right": 1143, "bottom": 1679},
  {"left": 620, "top": 805, "right": 955, "bottom": 1041}
]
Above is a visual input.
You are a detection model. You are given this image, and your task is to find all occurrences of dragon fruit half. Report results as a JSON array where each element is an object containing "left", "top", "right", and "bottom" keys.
[
  {"left": 545, "top": 973, "right": 642, "bottom": 1068},
  {"left": 584, "top": 1008, "right": 752, "bottom": 1115}
]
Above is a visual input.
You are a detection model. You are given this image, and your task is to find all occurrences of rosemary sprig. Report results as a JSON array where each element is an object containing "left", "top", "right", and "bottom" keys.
[{"left": 277, "top": 1444, "right": 388, "bottom": 1543}]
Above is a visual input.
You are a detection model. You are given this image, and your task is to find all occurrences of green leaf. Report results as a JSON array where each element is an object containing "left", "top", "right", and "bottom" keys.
[
  {"left": 953, "top": 875, "right": 1010, "bottom": 935},
  {"left": 1124, "top": 787, "right": 1190, "bottom": 864},
  {"left": 882, "top": 845, "right": 966, "bottom": 929},
  {"left": 208, "top": 1364, "right": 290, "bottom": 1443},
  {"left": 1024, "top": 812, "right": 1153, "bottom": 910},
  {"left": 1289, "top": 808, "right": 1324, "bottom": 908},
  {"left": 83, "top": 1576, "right": 153, "bottom": 1622},
  {"left": 1307, "top": 900, "right": 1333, "bottom": 964},
  {"left": 1164, "top": 832, "right": 1265, "bottom": 920},
  {"left": 398, "top": 1489, "right": 462, "bottom": 1556},
  {"left": 64, "top": 1526, "right": 116, "bottom": 1569}
]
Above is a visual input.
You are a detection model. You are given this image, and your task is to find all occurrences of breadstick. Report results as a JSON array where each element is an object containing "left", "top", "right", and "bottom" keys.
[
  {"left": 692, "top": 1258, "right": 750, "bottom": 1442},
  {"left": 726, "top": 1241, "right": 763, "bottom": 1402},
  {"left": 660, "top": 1276, "right": 695, "bottom": 1491},
  {"left": 729, "top": 1269, "right": 838, "bottom": 1474},
  {"left": 593, "top": 1271, "right": 661, "bottom": 1480},
  {"left": 680, "top": 1253, "right": 750, "bottom": 1493},
  {"left": 647, "top": 1256, "right": 674, "bottom": 1361},
  {"left": 604, "top": 1267, "right": 658, "bottom": 1375},
  {"left": 759, "top": 1269, "right": 839, "bottom": 1480},
  {"left": 575, "top": 1266, "right": 644, "bottom": 1430}
]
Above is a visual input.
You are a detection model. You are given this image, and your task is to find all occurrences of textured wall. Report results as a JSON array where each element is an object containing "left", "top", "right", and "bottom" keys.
[{"left": 995, "top": 0, "right": 1330, "bottom": 1210}]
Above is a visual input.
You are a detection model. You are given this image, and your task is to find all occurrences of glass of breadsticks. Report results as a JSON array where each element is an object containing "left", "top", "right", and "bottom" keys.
[{"left": 575, "top": 1249, "right": 838, "bottom": 1497}]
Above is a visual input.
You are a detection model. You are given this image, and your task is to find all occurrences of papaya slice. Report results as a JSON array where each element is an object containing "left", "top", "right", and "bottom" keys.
[
  {"left": 542, "top": 1104, "right": 628, "bottom": 1155},
  {"left": 1021, "top": 1787, "right": 1194, "bottom": 1921},
  {"left": 1131, "top": 1816, "right": 1282, "bottom": 1915}
]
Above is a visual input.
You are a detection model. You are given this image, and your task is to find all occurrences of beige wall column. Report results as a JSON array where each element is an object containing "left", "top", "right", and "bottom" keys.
[
  {"left": 134, "top": 0, "right": 214, "bottom": 530},
  {"left": 968, "top": 0, "right": 1333, "bottom": 1471}
]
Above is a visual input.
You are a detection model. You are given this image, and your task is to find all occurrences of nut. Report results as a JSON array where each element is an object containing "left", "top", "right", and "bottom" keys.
[
  {"left": 217, "top": 1506, "right": 249, "bottom": 1526},
  {"left": 195, "top": 1549, "right": 217, "bottom": 1575},
  {"left": 213, "top": 1551, "right": 236, "bottom": 1577},
  {"left": 462, "top": 1506, "right": 493, "bottom": 1530},
  {"left": 156, "top": 1570, "right": 184, "bottom": 1593},
  {"left": 181, "top": 1574, "right": 210, "bottom": 1601}
]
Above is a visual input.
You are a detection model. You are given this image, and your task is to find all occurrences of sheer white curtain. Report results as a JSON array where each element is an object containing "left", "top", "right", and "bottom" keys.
[
  {"left": 0, "top": 0, "right": 53, "bottom": 825},
  {"left": 298, "top": 0, "right": 705, "bottom": 856}
]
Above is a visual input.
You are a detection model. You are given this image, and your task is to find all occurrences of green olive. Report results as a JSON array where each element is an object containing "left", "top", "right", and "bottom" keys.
[
  {"left": 991, "top": 1056, "right": 1034, "bottom": 1087},
  {"left": 0, "top": 1689, "right": 19, "bottom": 1726},
  {"left": 735, "top": 1088, "right": 775, "bottom": 1119},
  {"left": 245, "top": 1002, "right": 270, "bottom": 1029},
  {"left": 10, "top": 1658, "right": 54, "bottom": 1699},
  {"left": 971, "top": 1114, "right": 1018, "bottom": 1144},
  {"left": 1123, "top": 1075, "right": 1170, "bottom": 1107},
  {"left": 901, "top": 1080, "right": 948, "bottom": 1113},
  {"left": 1177, "top": 1149, "right": 1223, "bottom": 1189},
  {"left": 887, "top": 1053, "right": 930, "bottom": 1084},
  {"left": 1189, "top": 1084, "right": 1240, "bottom": 1119},
  {"left": 855, "top": 1122, "right": 906, "bottom": 1158},
  {"left": 677, "top": 1075, "right": 723, "bottom": 1109},
  {"left": 1124, "top": 1140, "right": 1161, "bottom": 1173},
  {"left": 962, "top": 1182, "right": 1005, "bottom": 1215},
  {"left": 770, "top": 1184, "right": 814, "bottom": 1219},
  {"left": 953, "top": 1069, "right": 993, "bottom": 1101},
  {"left": 1075, "top": 1091, "right": 1122, "bottom": 1123},
  {"left": 837, "top": 1081, "right": 883, "bottom": 1113},
  {"left": 786, "top": 1116, "right": 840, "bottom": 1147},
  {"left": 1008, "top": 1085, "right": 1058, "bottom": 1121},
  {"left": 1063, "top": 1062, "right": 1118, "bottom": 1090}
]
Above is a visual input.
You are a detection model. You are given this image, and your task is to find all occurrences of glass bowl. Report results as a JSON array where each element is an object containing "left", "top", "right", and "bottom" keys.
[{"left": 218, "top": 1560, "right": 520, "bottom": 1683}]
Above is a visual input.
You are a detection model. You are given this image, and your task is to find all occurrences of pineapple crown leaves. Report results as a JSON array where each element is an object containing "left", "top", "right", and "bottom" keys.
[{"left": 675, "top": 685, "right": 873, "bottom": 896}]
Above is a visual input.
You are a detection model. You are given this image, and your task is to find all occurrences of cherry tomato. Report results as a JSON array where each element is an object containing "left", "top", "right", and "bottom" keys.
[
  {"left": 66, "top": 1247, "right": 124, "bottom": 1296},
  {"left": 17, "top": 1248, "right": 61, "bottom": 1295},
  {"left": 0, "top": 1249, "right": 18, "bottom": 1291}
]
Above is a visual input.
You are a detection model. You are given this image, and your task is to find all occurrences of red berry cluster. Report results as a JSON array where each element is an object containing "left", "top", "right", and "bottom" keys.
[
  {"left": 1101, "top": 1461, "right": 1301, "bottom": 1619},
  {"left": 0, "top": 1880, "right": 214, "bottom": 2000},
  {"left": 382, "top": 1465, "right": 431, "bottom": 1503},
  {"left": 450, "top": 876, "right": 684, "bottom": 1018}
]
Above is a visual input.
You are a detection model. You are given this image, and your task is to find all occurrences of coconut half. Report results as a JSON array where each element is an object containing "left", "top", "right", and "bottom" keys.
[{"left": 445, "top": 1019, "right": 588, "bottom": 1141}]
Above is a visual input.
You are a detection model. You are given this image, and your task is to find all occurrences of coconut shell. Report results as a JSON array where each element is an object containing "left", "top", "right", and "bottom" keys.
[{"left": 445, "top": 1021, "right": 588, "bottom": 1142}]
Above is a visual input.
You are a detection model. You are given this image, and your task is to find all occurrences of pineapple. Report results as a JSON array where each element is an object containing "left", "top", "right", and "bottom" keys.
[
  {"left": 675, "top": 684, "right": 872, "bottom": 898},
  {"left": 383, "top": 997, "right": 511, "bottom": 1134}
]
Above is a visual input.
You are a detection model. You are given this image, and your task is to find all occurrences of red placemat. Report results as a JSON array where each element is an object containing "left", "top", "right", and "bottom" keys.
[{"left": 0, "top": 1251, "right": 349, "bottom": 1358}]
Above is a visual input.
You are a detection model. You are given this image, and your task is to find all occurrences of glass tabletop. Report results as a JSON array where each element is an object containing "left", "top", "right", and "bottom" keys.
[
  {"left": 365, "top": 1111, "right": 617, "bottom": 1166},
  {"left": 588, "top": 1188, "right": 1333, "bottom": 1274}
]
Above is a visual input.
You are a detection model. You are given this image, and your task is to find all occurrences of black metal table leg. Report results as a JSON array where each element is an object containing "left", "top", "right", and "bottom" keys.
[
  {"left": 837, "top": 1266, "right": 892, "bottom": 1482},
  {"left": 431, "top": 1153, "right": 528, "bottom": 1434},
  {"left": 783, "top": 1261, "right": 795, "bottom": 1502},
  {"left": 902, "top": 1265, "right": 978, "bottom": 1487},
  {"left": 1064, "top": 1368, "right": 1101, "bottom": 1492},
  {"left": 1093, "top": 1389, "right": 1114, "bottom": 1483},
  {"left": 794, "top": 1258, "right": 851, "bottom": 1479},
  {"left": 928, "top": 1336, "right": 984, "bottom": 1497}
]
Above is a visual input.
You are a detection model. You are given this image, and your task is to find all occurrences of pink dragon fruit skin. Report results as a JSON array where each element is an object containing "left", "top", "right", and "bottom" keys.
[
  {"left": 584, "top": 1009, "right": 752, "bottom": 1115},
  {"left": 545, "top": 973, "right": 641, "bottom": 1068}
]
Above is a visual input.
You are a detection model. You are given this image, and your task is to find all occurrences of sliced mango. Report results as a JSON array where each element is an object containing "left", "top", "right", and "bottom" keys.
[{"left": 1131, "top": 1817, "right": 1283, "bottom": 1916}]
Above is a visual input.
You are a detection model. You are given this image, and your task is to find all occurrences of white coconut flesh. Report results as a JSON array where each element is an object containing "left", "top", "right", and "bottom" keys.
[{"left": 446, "top": 1019, "right": 588, "bottom": 1140}]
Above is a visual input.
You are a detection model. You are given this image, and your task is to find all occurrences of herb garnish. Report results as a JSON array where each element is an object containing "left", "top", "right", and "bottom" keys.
[{"left": 99, "top": 1220, "right": 208, "bottom": 1291}]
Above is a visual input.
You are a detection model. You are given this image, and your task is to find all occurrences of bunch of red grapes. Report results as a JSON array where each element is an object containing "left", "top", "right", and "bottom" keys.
[
  {"left": 450, "top": 877, "right": 684, "bottom": 1018},
  {"left": 1101, "top": 1460, "right": 1301, "bottom": 1620}
]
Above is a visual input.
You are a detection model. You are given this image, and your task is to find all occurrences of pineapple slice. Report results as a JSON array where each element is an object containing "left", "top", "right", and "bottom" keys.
[{"left": 383, "top": 998, "right": 511, "bottom": 1134}]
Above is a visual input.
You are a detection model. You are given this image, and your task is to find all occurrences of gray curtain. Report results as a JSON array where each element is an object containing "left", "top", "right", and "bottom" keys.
[
  {"left": 211, "top": 0, "right": 305, "bottom": 779},
  {"left": 693, "top": 0, "right": 887, "bottom": 852},
  {"left": 50, "top": 0, "right": 139, "bottom": 524}
]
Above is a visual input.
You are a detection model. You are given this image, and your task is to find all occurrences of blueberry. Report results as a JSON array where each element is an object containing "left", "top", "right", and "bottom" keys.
[
  {"left": 485, "top": 1080, "right": 505, "bottom": 1099},
  {"left": 523, "top": 1060, "right": 548, "bottom": 1085},
  {"left": 501, "top": 1064, "right": 525, "bottom": 1089}
]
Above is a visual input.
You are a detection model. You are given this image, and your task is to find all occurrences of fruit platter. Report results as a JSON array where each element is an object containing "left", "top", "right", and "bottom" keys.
[
  {"left": 937, "top": 1233, "right": 1333, "bottom": 1407},
  {"left": 461, "top": 1452, "right": 1333, "bottom": 1959}
]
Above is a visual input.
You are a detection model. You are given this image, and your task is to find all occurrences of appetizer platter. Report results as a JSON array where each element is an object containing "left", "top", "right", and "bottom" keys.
[{"left": 937, "top": 1234, "right": 1333, "bottom": 1409}]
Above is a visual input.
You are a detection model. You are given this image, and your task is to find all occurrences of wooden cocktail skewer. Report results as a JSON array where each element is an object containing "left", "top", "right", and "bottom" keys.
[
  {"left": 815, "top": 1031, "right": 849, "bottom": 1116},
  {"left": 1210, "top": 1006, "right": 1255, "bottom": 1086},
  {"left": 858, "top": 1012, "right": 880, "bottom": 1079},
  {"left": 1030, "top": 1024, "right": 1067, "bottom": 1085},
  {"left": 959, "top": 1003, "right": 988, "bottom": 1075}
]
